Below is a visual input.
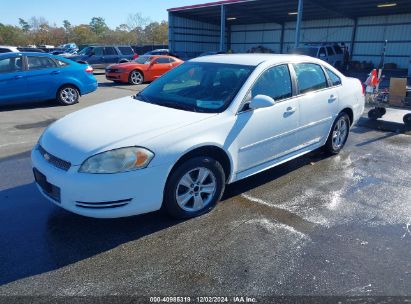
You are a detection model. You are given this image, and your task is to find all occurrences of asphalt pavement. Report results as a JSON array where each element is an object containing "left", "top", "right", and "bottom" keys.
[{"left": 0, "top": 75, "right": 410, "bottom": 300}]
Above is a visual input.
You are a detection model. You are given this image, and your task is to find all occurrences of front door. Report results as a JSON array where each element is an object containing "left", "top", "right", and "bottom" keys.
[
  {"left": 146, "top": 57, "right": 172, "bottom": 80},
  {"left": 235, "top": 64, "right": 300, "bottom": 173}
]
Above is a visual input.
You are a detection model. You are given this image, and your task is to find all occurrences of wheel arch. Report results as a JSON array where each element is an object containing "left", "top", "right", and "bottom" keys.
[
  {"left": 340, "top": 107, "right": 354, "bottom": 126},
  {"left": 166, "top": 145, "right": 233, "bottom": 186},
  {"left": 129, "top": 69, "right": 144, "bottom": 79}
]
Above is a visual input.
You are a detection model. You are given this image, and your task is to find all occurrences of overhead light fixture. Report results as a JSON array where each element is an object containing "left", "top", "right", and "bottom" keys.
[
  {"left": 227, "top": 17, "right": 237, "bottom": 20},
  {"left": 377, "top": 3, "right": 397, "bottom": 7},
  {"left": 288, "top": 12, "right": 298, "bottom": 15}
]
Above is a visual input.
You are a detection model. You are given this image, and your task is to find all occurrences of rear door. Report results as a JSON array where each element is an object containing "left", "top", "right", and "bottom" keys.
[
  {"left": 326, "top": 46, "right": 336, "bottom": 66},
  {"left": 103, "top": 47, "right": 119, "bottom": 66},
  {"left": 292, "top": 62, "right": 338, "bottom": 147},
  {"left": 0, "top": 55, "right": 28, "bottom": 103},
  {"left": 25, "top": 55, "right": 60, "bottom": 100},
  {"left": 87, "top": 47, "right": 104, "bottom": 68}
]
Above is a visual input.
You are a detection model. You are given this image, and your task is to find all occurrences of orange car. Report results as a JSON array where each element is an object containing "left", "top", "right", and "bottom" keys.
[{"left": 105, "top": 55, "right": 183, "bottom": 85}]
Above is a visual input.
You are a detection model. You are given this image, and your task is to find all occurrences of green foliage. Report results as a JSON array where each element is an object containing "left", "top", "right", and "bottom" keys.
[{"left": 0, "top": 14, "right": 168, "bottom": 46}]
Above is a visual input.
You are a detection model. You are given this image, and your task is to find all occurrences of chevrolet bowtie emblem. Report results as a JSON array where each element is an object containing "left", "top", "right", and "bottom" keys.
[{"left": 44, "top": 153, "right": 51, "bottom": 161}]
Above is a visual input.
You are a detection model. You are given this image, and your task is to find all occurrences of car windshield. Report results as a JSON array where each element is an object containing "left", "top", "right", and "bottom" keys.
[
  {"left": 134, "top": 56, "right": 153, "bottom": 64},
  {"left": 77, "top": 47, "right": 91, "bottom": 55},
  {"left": 291, "top": 48, "right": 318, "bottom": 57},
  {"left": 135, "top": 62, "right": 254, "bottom": 113}
]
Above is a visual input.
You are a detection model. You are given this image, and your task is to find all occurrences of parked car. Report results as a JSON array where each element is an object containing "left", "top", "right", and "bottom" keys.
[
  {"left": 105, "top": 55, "right": 183, "bottom": 85},
  {"left": 143, "top": 49, "right": 170, "bottom": 56},
  {"left": 0, "top": 46, "right": 48, "bottom": 53},
  {"left": 0, "top": 52, "right": 97, "bottom": 106},
  {"left": 32, "top": 54, "right": 364, "bottom": 219},
  {"left": 64, "top": 45, "right": 137, "bottom": 68},
  {"left": 290, "top": 44, "right": 344, "bottom": 68}
]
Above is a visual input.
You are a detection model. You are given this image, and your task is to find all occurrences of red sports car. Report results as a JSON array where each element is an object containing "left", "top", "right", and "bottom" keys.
[{"left": 105, "top": 55, "right": 183, "bottom": 85}]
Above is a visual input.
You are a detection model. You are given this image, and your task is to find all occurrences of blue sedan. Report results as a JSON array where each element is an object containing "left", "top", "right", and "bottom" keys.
[{"left": 0, "top": 52, "right": 97, "bottom": 106}]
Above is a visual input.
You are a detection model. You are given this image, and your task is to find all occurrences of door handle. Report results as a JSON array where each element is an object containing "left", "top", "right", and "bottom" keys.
[
  {"left": 14, "top": 75, "right": 23, "bottom": 79},
  {"left": 328, "top": 95, "right": 337, "bottom": 102},
  {"left": 51, "top": 70, "right": 60, "bottom": 75},
  {"left": 285, "top": 106, "right": 296, "bottom": 113}
]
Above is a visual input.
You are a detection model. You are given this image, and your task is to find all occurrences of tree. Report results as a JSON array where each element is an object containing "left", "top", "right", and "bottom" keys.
[
  {"left": 127, "top": 13, "right": 151, "bottom": 44},
  {"left": 18, "top": 18, "right": 30, "bottom": 32},
  {"left": 71, "top": 24, "right": 97, "bottom": 44},
  {"left": 89, "top": 17, "right": 108, "bottom": 36},
  {"left": 63, "top": 20, "right": 72, "bottom": 32},
  {"left": 144, "top": 21, "right": 168, "bottom": 45}
]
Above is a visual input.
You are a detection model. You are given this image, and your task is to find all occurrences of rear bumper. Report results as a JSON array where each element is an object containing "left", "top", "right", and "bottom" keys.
[{"left": 81, "top": 81, "right": 98, "bottom": 95}]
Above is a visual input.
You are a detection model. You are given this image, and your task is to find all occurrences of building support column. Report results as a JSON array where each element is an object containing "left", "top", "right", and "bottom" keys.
[
  {"left": 220, "top": 4, "right": 226, "bottom": 52},
  {"left": 280, "top": 23, "right": 285, "bottom": 53},
  {"left": 294, "top": 0, "right": 303, "bottom": 48},
  {"left": 350, "top": 18, "right": 358, "bottom": 60},
  {"left": 168, "top": 12, "right": 174, "bottom": 53}
]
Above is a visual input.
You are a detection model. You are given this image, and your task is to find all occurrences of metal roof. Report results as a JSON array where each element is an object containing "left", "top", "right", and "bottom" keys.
[{"left": 168, "top": 0, "right": 411, "bottom": 24}]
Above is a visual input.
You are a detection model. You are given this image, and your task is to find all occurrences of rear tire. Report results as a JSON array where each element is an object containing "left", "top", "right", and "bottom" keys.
[
  {"left": 56, "top": 85, "right": 79, "bottom": 105},
  {"left": 403, "top": 113, "right": 411, "bottom": 127},
  {"left": 128, "top": 70, "right": 144, "bottom": 85},
  {"left": 368, "top": 109, "right": 379, "bottom": 120},
  {"left": 163, "top": 157, "right": 225, "bottom": 219},
  {"left": 323, "top": 113, "right": 350, "bottom": 155}
]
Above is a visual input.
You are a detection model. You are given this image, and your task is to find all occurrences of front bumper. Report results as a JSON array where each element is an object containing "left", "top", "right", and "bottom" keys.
[
  {"left": 31, "top": 146, "right": 170, "bottom": 218},
  {"left": 105, "top": 72, "right": 128, "bottom": 83}
]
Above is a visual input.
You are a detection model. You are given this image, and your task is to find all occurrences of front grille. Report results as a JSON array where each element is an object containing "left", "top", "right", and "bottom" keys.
[
  {"left": 106, "top": 69, "right": 118, "bottom": 73},
  {"left": 75, "top": 199, "right": 132, "bottom": 209},
  {"left": 38, "top": 145, "right": 71, "bottom": 171}
]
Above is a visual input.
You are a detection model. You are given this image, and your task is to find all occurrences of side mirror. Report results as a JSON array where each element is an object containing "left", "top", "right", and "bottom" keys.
[
  {"left": 249, "top": 94, "right": 276, "bottom": 110},
  {"left": 150, "top": 61, "right": 157, "bottom": 66},
  {"left": 89, "top": 51, "right": 95, "bottom": 56}
]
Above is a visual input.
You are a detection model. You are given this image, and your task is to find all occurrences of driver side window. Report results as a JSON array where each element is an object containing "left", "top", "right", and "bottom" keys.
[{"left": 251, "top": 64, "right": 292, "bottom": 101}]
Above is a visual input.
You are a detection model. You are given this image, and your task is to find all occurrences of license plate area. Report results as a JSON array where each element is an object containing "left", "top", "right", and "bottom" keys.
[{"left": 33, "top": 168, "right": 61, "bottom": 203}]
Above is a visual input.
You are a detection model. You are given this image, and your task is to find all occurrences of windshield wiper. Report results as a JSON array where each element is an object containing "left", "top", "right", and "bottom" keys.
[
  {"left": 134, "top": 92, "right": 153, "bottom": 104},
  {"left": 158, "top": 101, "right": 197, "bottom": 112}
]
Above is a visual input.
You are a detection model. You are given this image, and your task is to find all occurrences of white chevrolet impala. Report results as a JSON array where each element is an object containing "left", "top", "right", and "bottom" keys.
[{"left": 32, "top": 54, "right": 364, "bottom": 219}]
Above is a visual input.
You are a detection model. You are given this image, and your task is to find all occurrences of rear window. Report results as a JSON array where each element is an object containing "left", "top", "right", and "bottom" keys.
[
  {"left": 0, "top": 48, "right": 12, "bottom": 53},
  {"left": 118, "top": 47, "right": 134, "bottom": 55}
]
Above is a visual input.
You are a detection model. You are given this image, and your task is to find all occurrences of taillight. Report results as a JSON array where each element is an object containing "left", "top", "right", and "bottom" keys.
[
  {"left": 85, "top": 66, "right": 93, "bottom": 73},
  {"left": 132, "top": 53, "right": 139, "bottom": 60},
  {"left": 358, "top": 79, "right": 365, "bottom": 95}
]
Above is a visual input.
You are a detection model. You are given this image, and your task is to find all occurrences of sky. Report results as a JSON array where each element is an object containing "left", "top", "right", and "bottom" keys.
[{"left": 0, "top": 0, "right": 217, "bottom": 28}]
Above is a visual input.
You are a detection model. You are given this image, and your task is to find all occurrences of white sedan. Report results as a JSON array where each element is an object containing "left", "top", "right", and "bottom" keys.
[{"left": 32, "top": 54, "right": 364, "bottom": 219}]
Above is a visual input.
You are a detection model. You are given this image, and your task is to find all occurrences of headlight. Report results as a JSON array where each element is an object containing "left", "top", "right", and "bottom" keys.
[{"left": 79, "top": 147, "right": 154, "bottom": 174}]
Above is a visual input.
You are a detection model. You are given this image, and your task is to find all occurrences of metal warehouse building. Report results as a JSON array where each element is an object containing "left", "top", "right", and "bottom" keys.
[{"left": 168, "top": 0, "right": 411, "bottom": 69}]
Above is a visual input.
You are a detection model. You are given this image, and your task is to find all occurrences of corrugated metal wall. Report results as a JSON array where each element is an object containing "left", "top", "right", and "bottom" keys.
[
  {"left": 169, "top": 13, "right": 411, "bottom": 68},
  {"left": 169, "top": 14, "right": 223, "bottom": 57}
]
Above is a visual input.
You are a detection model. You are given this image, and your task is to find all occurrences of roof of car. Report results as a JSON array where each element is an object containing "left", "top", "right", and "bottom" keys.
[
  {"left": 190, "top": 54, "right": 316, "bottom": 66},
  {"left": 0, "top": 52, "right": 54, "bottom": 58}
]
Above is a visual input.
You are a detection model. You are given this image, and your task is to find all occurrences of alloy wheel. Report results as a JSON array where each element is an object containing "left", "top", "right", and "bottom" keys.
[{"left": 175, "top": 167, "right": 217, "bottom": 212}]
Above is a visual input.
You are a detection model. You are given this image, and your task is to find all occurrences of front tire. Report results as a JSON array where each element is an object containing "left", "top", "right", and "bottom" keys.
[
  {"left": 128, "top": 70, "right": 144, "bottom": 85},
  {"left": 324, "top": 113, "right": 350, "bottom": 155},
  {"left": 56, "top": 85, "right": 79, "bottom": 105},
  {"left": 164, "top": 157, "right": 225, "bottom": 219}
]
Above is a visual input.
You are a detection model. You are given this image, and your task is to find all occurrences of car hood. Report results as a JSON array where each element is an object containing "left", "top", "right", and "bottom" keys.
[
  {"left": 40, "top": 96, "right": 216, "bottom": 165},
  {"left": 108, "top": 62, "right": 148, "bottom": 70}
]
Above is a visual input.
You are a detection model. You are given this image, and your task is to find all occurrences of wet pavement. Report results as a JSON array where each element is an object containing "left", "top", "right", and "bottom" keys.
[{"left": 0, "top": 77, "right": 410, "bottom": 297}]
